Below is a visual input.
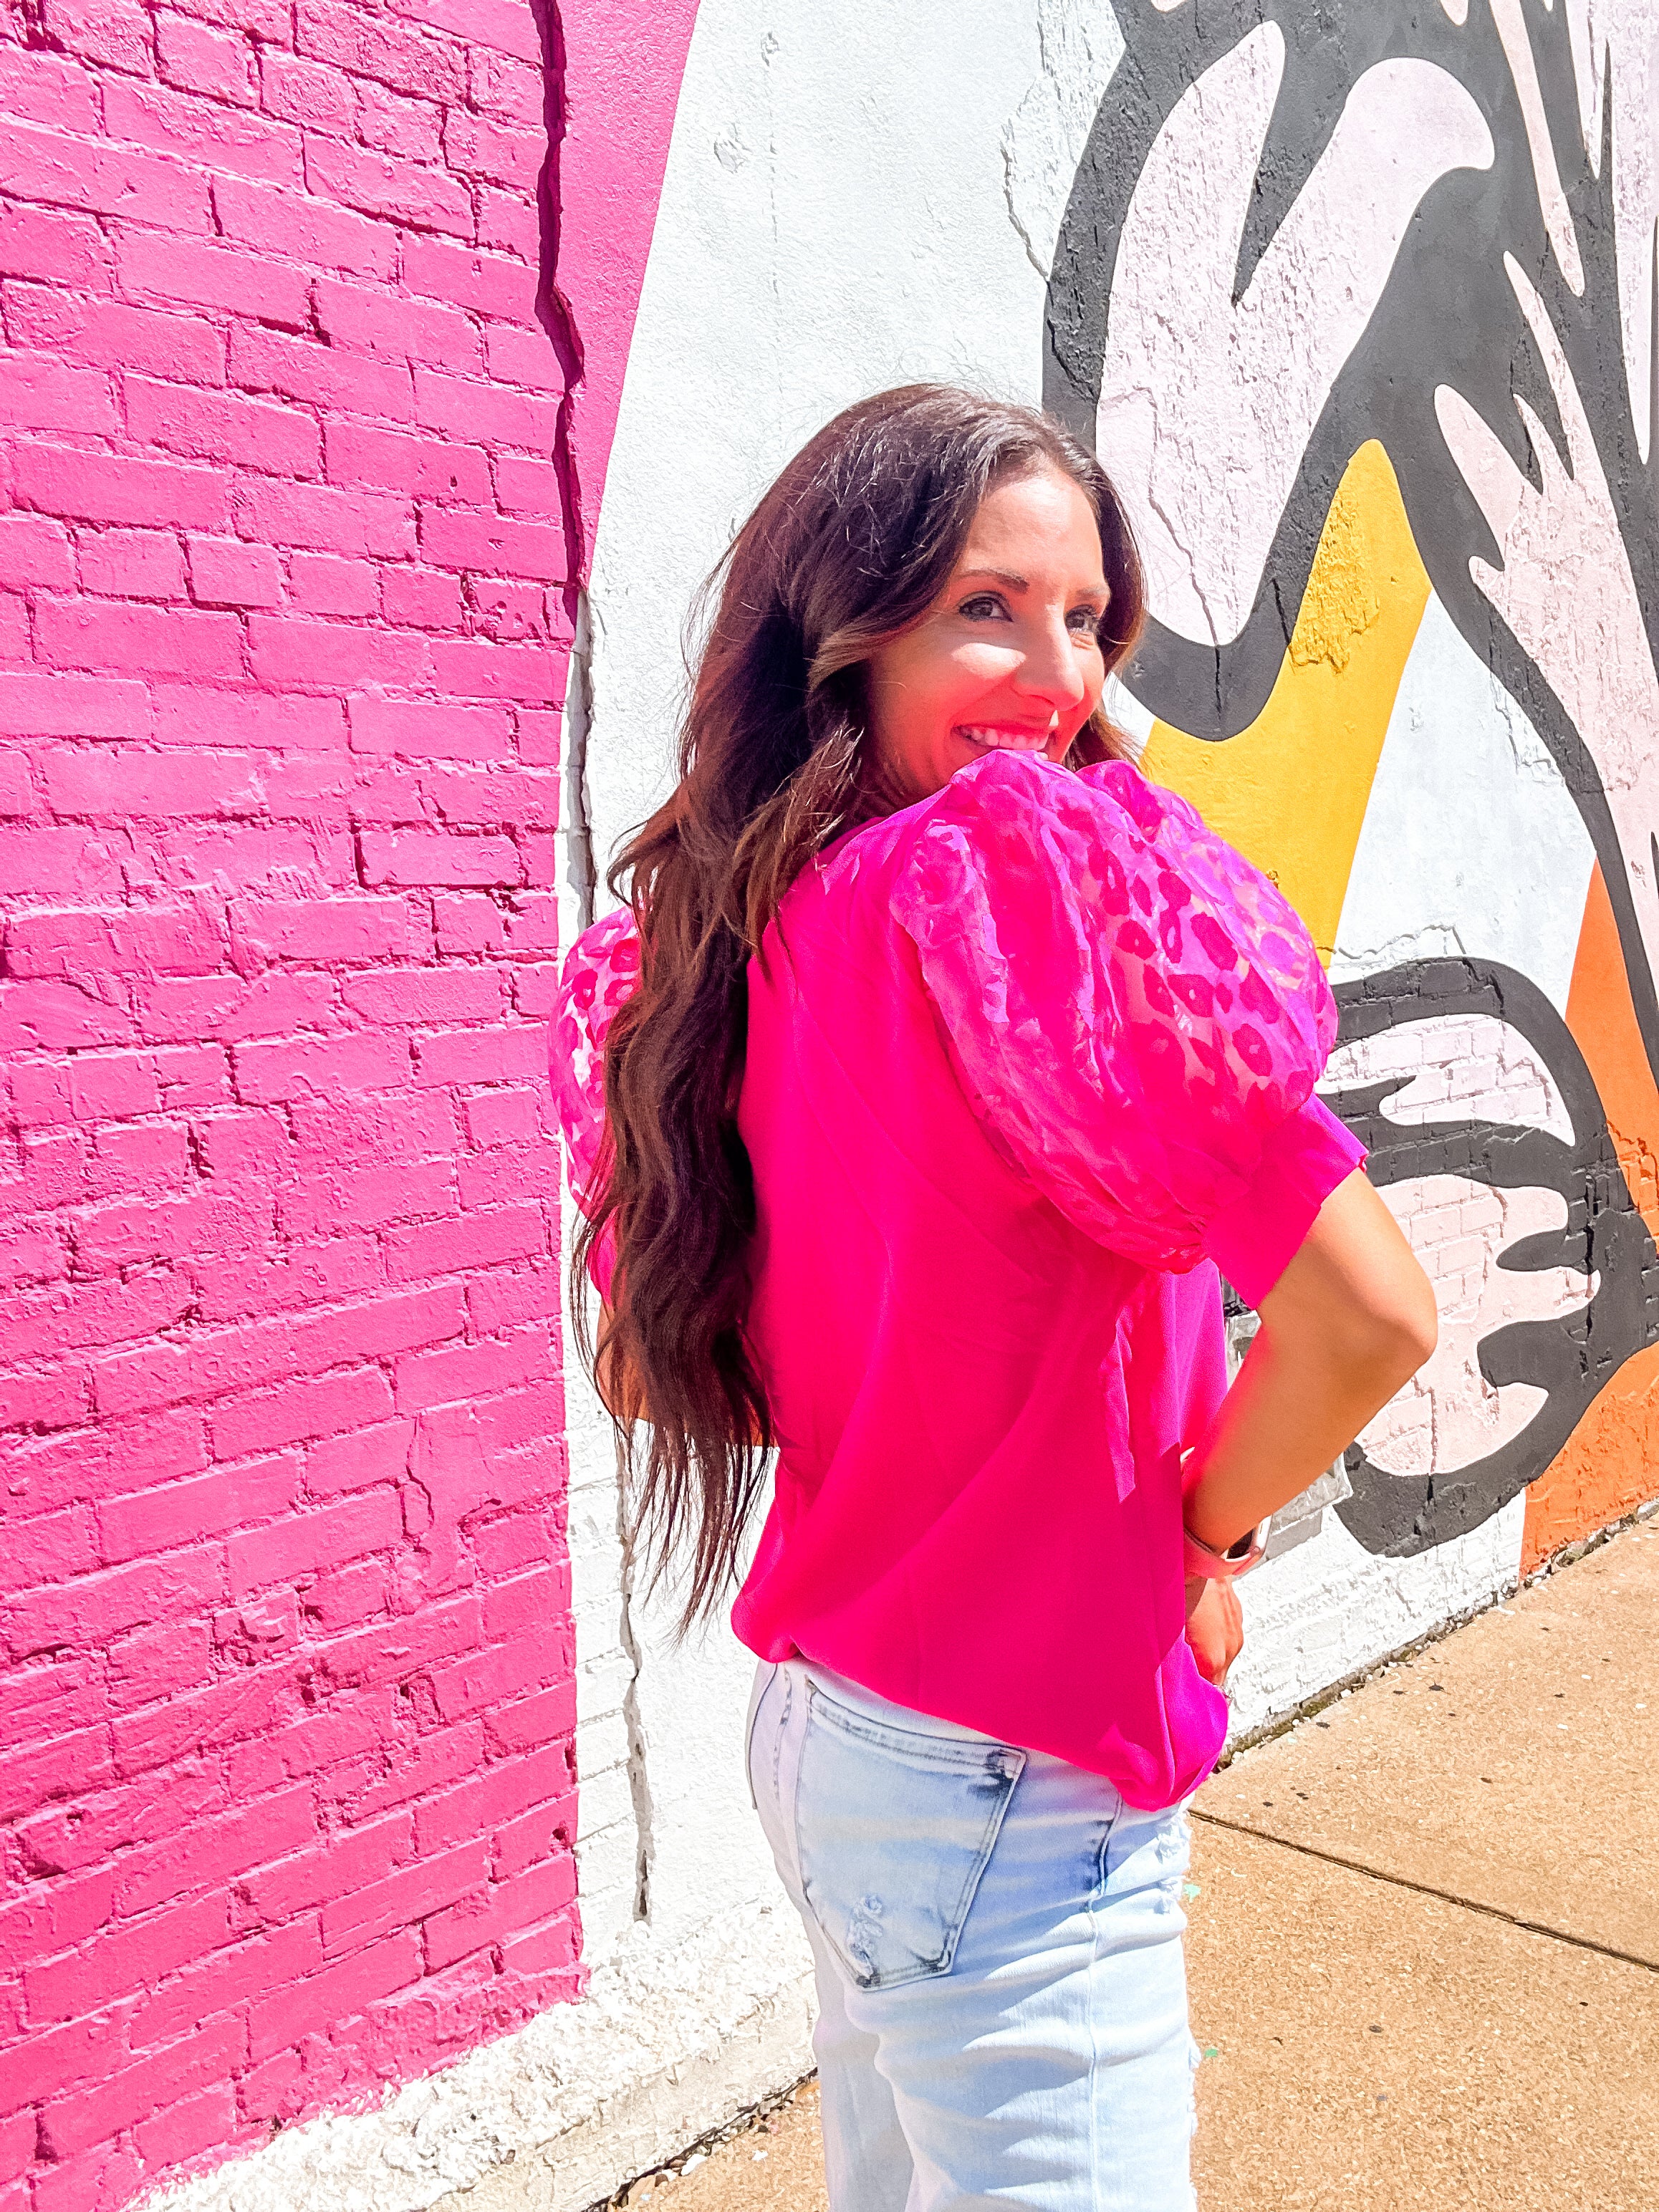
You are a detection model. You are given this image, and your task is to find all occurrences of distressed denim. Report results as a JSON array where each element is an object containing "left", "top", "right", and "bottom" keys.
[{"left": 748, "top": 1658, "right": 1200, "bottom": 2212}]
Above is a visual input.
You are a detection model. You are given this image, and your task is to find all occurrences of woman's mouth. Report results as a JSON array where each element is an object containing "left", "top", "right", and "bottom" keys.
[{"left": 954, "top": 724, "right": 1054, "bottom": 752}]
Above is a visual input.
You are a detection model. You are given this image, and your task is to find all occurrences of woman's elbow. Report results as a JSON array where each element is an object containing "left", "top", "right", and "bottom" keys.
[
  {"left": 1351, "top": 1271, "right": 1438, "bottom": 1392},
  {"left": 1271, "top": 1175, "right": 1440, "bottom": 1392},
  {"left": 1254, "top": 1176, "right": 1438, "bottom": 1433}
]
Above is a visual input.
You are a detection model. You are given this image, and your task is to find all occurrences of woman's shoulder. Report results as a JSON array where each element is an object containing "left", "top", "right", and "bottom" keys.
[
  {"left": 874, "top": 750, "right": 1183, "bottom": 935},
  {"left": 783, "top": 750, "right": 1242, "bottom": 945},
  {"left": 890, "top": 749, "right": 1318, "bottom": 991},
  {"left": 891, "top": 746, "right": 1209, "bottom": 870},
  {"left": 789, "top": 751, "right": 1146, "bottom": 910},
  {"left": 821, "top": 749, "right": 1211, "bottom": 874},
  {"left": 767, "top": 751, "right": 1322, "bottom": 1043}
]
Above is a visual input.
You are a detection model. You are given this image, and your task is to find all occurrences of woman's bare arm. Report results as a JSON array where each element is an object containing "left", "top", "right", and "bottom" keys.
[{"left": 1183, "top": 1170, "right": 1437, "bottom": 1553}]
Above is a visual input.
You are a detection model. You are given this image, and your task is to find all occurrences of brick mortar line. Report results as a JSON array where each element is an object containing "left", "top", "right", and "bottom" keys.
[{"left": 1188, "top": 1807, "right": 1659, "bottom": 1976}]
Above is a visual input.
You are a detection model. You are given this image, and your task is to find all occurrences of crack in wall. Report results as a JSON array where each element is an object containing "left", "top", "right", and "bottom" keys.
[
  {"left": 564, "top": 588, "right": 598, "bottom": 931},
  {"left": 1001, "top": 0, "right": 1127, "bottom": 279},
  {"left": 1001, "top": 134, "right": 1049, "bottom": 281},
  {"left": 530, "top": 0, "right": 588, "bottom": 610},
  {"left": 532, "top": 0, "right": 645, "bottom": 1918},
  {"left": 613, "top": 1438, "right": 655, "bottom": 1923}
]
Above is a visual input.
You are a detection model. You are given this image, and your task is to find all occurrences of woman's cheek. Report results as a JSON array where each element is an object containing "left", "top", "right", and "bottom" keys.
[{"left": 954, "top": 643, "right": 1016, "bottom": 683}]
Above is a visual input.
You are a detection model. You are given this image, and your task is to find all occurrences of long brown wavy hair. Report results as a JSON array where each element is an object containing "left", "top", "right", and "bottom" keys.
[{"left": 574, "top": 384, "right": 1147, "bottom": 1625}]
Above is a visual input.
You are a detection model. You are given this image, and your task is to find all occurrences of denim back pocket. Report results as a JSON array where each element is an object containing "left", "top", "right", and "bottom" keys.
[{"left": 794, "top": 1686, "right": 1026, "bottom": 1990}]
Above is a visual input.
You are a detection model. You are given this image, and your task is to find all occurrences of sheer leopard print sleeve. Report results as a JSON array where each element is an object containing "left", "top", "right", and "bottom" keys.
[{"left": 888, "top": 751, "right": 1339, "bottom": 1274}]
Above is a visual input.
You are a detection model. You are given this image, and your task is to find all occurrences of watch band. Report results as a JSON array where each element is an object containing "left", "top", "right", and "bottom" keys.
[{"left": 1182, "top": 1516, "right": 1270, "bottom": 1582}]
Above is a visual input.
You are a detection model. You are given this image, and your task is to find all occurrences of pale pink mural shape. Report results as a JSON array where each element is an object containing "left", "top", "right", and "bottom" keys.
[
  {"left": 1564, "top": 0, "right": 1659, "bottom": 458},
  {"left": 1489, "top": 0, "right": 1587, "bottom": 296},
  {"left": 1360, "top": 1175, "right": 1597, "bottom": 1474},
  {"left": 1322, "top": 1013, "right": 1597, "bottom": 1479},
  {"left": 1436, "top": 255, "right": 1659, "bottom": 992},
  {"left": 1095, "top": 22, "right": 1492, "bottom": 650}
]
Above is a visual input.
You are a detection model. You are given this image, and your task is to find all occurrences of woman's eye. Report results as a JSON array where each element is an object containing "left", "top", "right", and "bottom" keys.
[
  {"left": 1067, "top": 607, "right": 1103, "bottom": 635},
  {"left": 958, "top": 594, "right": 1009, "bottom": 621}
]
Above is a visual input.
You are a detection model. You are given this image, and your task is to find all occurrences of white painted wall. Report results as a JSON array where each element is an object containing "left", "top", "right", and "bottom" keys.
[{"left": 1331, "top": 594, "right": 1595, "bottom": 1009}]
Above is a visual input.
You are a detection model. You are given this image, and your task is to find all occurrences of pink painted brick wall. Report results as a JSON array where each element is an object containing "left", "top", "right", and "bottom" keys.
[{"left": 0, "top": 1, "right": 582, "bottom": 2204}]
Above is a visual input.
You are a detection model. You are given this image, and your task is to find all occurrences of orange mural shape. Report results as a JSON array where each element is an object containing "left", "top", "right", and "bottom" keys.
[{"left": 1522, "top": 863, "right": 1659, "bottom": 1572}]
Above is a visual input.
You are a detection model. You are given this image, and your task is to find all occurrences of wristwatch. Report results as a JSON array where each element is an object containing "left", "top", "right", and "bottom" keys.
[{"left": 1182, "top": 1516, "right": 1270, "bottom": 1582}]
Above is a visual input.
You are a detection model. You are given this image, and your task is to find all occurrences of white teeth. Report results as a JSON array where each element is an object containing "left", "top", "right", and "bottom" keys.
[{"left": 957, "top": 726, "right": 1050, "bottom": 751}]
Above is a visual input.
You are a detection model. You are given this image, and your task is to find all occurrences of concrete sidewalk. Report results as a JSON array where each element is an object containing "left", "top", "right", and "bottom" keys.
[{"left": 604, "top": 1516, "right": 1659, "bottom": 2210}]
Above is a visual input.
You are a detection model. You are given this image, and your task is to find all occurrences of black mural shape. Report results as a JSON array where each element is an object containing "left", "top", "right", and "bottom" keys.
[
  {"left": 1046, "top": 2, "right": 1659, "bottom": 1083},
  {"left": 1320, "top": 960, "right": 1659, "bottom": 1558}
]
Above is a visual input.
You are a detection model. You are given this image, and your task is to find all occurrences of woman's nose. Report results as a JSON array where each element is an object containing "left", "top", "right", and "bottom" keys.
[{"left": 1013, "top": 616, "right": 1087, "bottom": 711}]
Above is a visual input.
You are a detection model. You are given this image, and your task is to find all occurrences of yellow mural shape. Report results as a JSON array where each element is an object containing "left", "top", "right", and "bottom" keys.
[{"left": 1140, "top": 439, "right": 1432, "bottom": 965}]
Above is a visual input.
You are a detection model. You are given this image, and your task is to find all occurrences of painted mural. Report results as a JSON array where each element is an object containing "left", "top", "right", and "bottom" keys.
[
  {"left": 559, "top": 11, "right": 1659, "bottom": 1986},
  {"left": 1044, "top": 0, "right": 1659, "bottom": 1574}
]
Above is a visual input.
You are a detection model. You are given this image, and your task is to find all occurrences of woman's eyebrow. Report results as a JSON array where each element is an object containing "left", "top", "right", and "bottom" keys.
[
  {"left": 955, "top": 567, "right": 1110, "bottom": 602},
  {"left": 954, "top": 567, "right": 1029, "bottom": 591}
]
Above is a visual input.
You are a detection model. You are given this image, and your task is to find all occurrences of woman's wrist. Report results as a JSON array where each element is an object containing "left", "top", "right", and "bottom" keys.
[
  {"left": 1180, "top": 1450, "right": 1244, "bottom": 1548},
  {"left": 1180, "top": 1451, "right": 1269, "bottom": 1574},
  {"left": 1182, "top": 1514, "right": 1269, "bottom": 1582}
]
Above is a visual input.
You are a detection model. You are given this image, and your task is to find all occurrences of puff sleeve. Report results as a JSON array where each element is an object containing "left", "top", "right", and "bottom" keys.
[
  {"left": 888, "top": 751, "right": 1362, "bottom": 1299},
  {"left": 549, "top": 905, "right": 640, "bottom": 1290}
]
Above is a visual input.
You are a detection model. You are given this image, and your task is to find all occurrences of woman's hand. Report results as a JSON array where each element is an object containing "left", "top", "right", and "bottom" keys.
[{"left": 1184, "top": 1574, "right": 1244, "bottom": 1692}]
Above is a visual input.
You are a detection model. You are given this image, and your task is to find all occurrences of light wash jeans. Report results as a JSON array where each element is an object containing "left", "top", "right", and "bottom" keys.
[{"left": 747, "top": 1658, "right": 1200, "bottom": 2212}]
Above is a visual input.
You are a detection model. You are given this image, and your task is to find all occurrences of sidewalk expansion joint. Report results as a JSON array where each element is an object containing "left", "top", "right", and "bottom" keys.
[{"left": 1189, "top": 1809, "right": 1658, "bottom": 1976}]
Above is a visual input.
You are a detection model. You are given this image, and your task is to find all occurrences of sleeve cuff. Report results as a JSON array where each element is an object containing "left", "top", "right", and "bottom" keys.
[{"left": 1203, "top": 1095, "right": 1366, "bottom": 1308}]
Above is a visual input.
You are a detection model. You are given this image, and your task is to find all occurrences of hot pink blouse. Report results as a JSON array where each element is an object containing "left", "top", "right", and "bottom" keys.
[{"left": 551, "top": 753, "right": 1363, "bottom": 1807}]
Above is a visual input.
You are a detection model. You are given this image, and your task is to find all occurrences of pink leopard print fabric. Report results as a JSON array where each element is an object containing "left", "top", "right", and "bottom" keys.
[
  {"left": 886, "top": 751, "right": 1337, "bottom": 1273},
  {"left": 549, "top": 901, "right": 640, "bottom": 1216}
]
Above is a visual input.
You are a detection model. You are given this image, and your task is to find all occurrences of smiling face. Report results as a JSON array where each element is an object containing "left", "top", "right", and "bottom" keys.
[{"left": 862, "top": 463, "right": 1112, "bottom": 806}]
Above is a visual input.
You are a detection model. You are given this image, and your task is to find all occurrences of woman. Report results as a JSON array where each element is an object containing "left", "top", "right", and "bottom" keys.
[{"left": 550, "top": 387, "right": 1436, "bottom": 2210}]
